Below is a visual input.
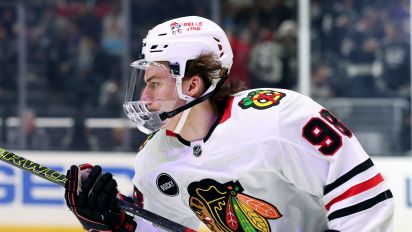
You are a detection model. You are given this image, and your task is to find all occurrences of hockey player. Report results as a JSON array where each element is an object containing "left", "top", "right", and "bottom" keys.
[{"left": 64, "top": 16, "right": 394, "bottom": 232}]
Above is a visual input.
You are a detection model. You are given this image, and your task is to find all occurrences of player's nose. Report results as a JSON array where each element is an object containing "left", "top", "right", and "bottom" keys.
[{"left": 140, "top": 88, "right": 153, "bottom": 101}]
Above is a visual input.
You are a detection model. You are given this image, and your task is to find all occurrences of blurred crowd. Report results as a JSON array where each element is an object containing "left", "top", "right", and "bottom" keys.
[
  {"left": 0, "top": 0, "right": 298, "bottom": 119},
  {"left": 0, "top": 0, "right": 411, "bottom": 153},
  {"left": 311, "top": 0, "right": 410, "bottom": 99},
  {"left": 1, "top": 0, "right": 126, "bottom": 118},
  {"left": 309, "top": 0, "right": 411, "bottom": 153}
]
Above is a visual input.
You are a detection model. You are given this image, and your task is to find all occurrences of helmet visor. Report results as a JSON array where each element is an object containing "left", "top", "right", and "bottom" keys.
[
  {"left": 126, "top": 60, "right": 172, "bottom": 101},
  {"left": 123, "top": 60, "right": 183, "bottom": 133}
]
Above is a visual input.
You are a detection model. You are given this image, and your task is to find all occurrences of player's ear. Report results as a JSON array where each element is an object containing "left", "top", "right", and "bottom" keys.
[{"left": 183, "top": 75, "right": 204, "bottom": 98}]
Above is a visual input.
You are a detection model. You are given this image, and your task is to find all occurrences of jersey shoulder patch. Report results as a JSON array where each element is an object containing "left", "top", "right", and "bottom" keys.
[{"left": 237, "top": 89, "right": 286, "bottom": 110}]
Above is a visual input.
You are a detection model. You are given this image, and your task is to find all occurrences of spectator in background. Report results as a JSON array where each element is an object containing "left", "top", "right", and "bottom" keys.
[
  {"left": 0, "top": 25, "right": 17, "bottom": 97},
  {"left": 7, "top": 110, "right": 50, "bottom": 150},
  {"left": 64, "top": 115, "right": 97, "bottom": 151},
  {"left": 98, "top": 78, "right": 123, "bottom": 117},
  {"left": 94, "top": 0, "right": 112, "bottom": 19},
  {"left": 227, "top": 28, "right": 252, "bottom": 87},
  {"left": 311, "top": 64, "right": 337, "bottom": 99},
  {"left": 45, "top": 20, "right": 78, "bottom": 92},
  {"left": 101, "top": 1, "right": 123, "bottom": 56},
  {"left": 74, "top": 2, "right": 102, "bottom": 42},
  {"left": 45, "top": 1, "right": 114, "bottom": 108},
  {"left": 249, "top": 28, "right": 284, "bottom": 89},
  {"left": 24, "top": 111, "right": 50, "bottom": 149},
  {"left": 72, "top": 35, "right": 112, "bottom": 108},
  {"left": 379, "top": 22, "right": 410, "bottom": 97},
  {"left": 343, "top": 37, "right": 381, "bottom": 97},
  {"left": 111, "top": 126, "right": 126, "bottom": 151},
  {"left": 0, "top": 7, "right": 17, "bottom": 100},
  {"left": 277, "top": 19, "right": 297, "bottom": 89},
  {"left": 267, "top": 0, "right": 294, "bottom": 29},
  {"left": 388, "top": 0, "right": 410, "bottom": 27},
  {"left": 109, "top": 126, "right": 137, "bottom": 152},
  {"left": 0, "top": 6, "right": 15, "bottom": 36}
]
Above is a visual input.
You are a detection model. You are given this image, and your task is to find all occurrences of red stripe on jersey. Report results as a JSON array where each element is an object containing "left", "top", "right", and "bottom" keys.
[
  {"left": 325, "top": 173, "right": 384, "bottom": 211},
  {"left": 219, "top": 96, "right": 234, "bottom": 124},
  {"left": 166, "top": 130, "right": 177, "bottom": 137}
]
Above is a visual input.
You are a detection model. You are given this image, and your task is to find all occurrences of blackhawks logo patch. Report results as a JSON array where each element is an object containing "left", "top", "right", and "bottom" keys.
[
  {"left": 238, "top": 90, "right": 286, "bottom": 110},
  {"left": 188, "top": 179, "right": 281, "bottom": 232}
]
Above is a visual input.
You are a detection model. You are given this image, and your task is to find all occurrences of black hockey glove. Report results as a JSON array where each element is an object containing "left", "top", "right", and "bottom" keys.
[{"left": 65, "top": 164, "right": 137, "bottom": 232}]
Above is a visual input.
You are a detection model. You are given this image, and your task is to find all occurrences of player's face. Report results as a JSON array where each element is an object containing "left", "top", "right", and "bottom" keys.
[
  {"left": 124, "top": 60, "right": 187, "bottom": 133},
  {"left": 140, "top": 64, "right": 180, "bottom": 112}
]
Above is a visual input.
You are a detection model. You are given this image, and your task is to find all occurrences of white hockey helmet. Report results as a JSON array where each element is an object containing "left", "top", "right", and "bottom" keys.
[
  {"left": 143, "top": 15, "right": 233, "bottom": 100},
  {"left": 124, "top": 16, "right": 233, "bottom": 134}
]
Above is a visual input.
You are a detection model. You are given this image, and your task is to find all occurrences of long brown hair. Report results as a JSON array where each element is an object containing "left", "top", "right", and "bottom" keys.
[{"left": 184, "top": 53, "right": 246, "bottom": 105}]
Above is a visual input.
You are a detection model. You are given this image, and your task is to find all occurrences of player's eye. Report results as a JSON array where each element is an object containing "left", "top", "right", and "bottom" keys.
[{"left": 147, "top": 81, "right": 160, "bottom": 89}]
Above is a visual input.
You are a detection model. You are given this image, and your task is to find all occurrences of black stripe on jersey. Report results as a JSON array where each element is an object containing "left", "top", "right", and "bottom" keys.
[
  {"left": 327, "top": 189, "right": 393, "bottom": 221},
  {"left": 324, "top": 158, "right": 374, "bottom": 195},
  {"left": 176, "top": 134, "right": 191, "bottom": 146},
  {"left": 204, "top": 101, "right": 225, "bottom": 142}
]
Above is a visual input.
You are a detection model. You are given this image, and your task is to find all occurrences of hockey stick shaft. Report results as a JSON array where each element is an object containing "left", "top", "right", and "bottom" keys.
[{"left": 0, "top": 148, "right": 192, "bottom": 232}]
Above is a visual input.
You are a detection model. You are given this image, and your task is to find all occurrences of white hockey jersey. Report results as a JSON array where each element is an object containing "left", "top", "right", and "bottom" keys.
[{"left": 132, "top": 88, "right": 394, "bottom": 232}]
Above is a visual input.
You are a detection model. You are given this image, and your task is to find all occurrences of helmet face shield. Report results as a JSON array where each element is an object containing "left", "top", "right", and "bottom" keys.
[{"left": 123, "top": 60, "right": 184, "bottom": 134}]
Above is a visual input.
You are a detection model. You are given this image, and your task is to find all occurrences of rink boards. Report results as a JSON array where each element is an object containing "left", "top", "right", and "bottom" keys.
[{"left": 0, "top": 151, "right": 411, "bottom": 231}]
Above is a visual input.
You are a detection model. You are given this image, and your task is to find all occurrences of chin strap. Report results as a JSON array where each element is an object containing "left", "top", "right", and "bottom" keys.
[
  {"left": 159, "top": 71, "right": 228, "bottom": 121},
  {"left": 172, "top": 108, "right": 191, "bottom": 134}
]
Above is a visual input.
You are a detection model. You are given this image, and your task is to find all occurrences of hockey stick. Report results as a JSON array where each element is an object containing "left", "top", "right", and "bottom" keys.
[{"left": 0, "top": 148, "right": 193, "bottom": 232}]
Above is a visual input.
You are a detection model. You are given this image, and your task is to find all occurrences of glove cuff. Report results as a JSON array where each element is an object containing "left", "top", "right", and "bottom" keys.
[{"left": 113, "top": 214, "right": 136, "bottom": 232}]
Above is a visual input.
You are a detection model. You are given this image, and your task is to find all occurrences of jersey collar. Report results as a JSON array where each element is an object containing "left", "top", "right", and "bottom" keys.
[{"left": 165, "top": 96, "right": 234, "bottom": 146}]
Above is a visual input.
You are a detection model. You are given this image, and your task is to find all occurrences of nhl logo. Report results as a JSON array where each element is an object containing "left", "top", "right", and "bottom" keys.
[{"left": 193, "top": 145, "right": 202, "bottom": 157}]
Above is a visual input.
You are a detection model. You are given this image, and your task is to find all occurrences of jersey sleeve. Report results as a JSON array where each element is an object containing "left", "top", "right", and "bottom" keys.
[
  {"left": 131, "top": 184, "right": 167, "bottom": 232},
  {"left": 277, "top": 91, "right": 394, "bottom": 231},
  {"left": 131, "top": 183, "right": 208, "bottom": 231}
]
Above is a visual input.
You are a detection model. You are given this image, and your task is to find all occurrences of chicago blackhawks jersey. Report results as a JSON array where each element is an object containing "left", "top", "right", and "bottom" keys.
[{"left": 132, "top": 88, "right": 394, "bottom": 232}]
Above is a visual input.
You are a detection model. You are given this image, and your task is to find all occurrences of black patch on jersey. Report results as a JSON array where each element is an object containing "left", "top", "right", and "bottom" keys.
[
  {"left": 193, "top": 145, "right": 202, "bottom": 157},
  {"left": 156, "top": 173, "right": 179, "bottom": 196},
  {"left": 238, "top": 89, "right": 286, "bottom": 110}
]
